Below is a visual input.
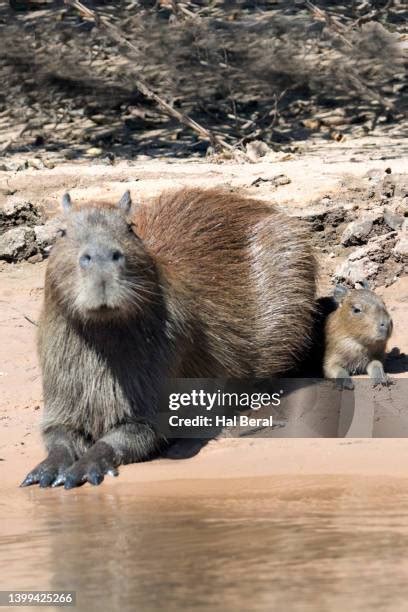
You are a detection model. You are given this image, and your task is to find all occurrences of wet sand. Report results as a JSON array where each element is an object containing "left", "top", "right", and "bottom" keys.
[{"left": 3, "top": 475, "right": 408, "bottom": 611}]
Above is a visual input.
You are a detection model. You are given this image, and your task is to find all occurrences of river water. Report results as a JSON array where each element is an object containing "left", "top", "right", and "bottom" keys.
[{"left": 2, "top": 475, "right": 408, "bottom": 611}]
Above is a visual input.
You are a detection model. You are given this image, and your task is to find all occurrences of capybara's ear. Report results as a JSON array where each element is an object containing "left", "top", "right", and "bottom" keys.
[
  {"left": 62, "top": 193, "right": 72, "bottom": 213},
  {"left": 117, "top": 190, "right": 132, "bottom": 215},
  {"left": 333, "top": 284, "right": 349, "bottom": 304}
]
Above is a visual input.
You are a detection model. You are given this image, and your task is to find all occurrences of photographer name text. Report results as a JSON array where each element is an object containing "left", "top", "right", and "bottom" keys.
[{"left": 168, "top": 414, "right": 274, "bottom": 428}]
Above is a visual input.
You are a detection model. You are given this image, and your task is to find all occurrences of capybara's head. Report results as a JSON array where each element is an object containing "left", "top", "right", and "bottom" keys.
[
  {"left": 47, "top": 191, "right": 157, "bottom": 322},
  {"left": 332, "top": 283, "right": 393, "bottom": 346}
]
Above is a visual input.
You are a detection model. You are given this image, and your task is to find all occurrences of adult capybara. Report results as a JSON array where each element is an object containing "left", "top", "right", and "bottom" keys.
[
  {"left": 22, "top": 187, "right": 317, "bottom": 488},
  {"left": 323, "top": 283, "right": 393, "bottom": 389}
]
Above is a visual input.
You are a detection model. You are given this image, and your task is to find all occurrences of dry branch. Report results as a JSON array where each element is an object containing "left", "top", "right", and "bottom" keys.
[
  {"left": 64, "top": 0, "right": 245, "bottom": 158},
  {"left": 1, "top": 1, "right": 403, "bottom": 156},
  {"left": 306, "top": 1, "right": 396, "bottom": 110}
]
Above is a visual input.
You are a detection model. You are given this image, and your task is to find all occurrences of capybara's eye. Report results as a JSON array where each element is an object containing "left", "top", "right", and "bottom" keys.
[
  {"left": 57, "top": 228, "right": 66, "bottom": 238},
  {"left": 352, "top": 305, "right": 361, "bottom": 314}
]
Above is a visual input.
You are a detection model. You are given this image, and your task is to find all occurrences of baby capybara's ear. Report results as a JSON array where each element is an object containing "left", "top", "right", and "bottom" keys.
[
  {"left": 117, "top": 190, "right": 132, "bottom": 215},
  {"left": 333, "top": 284, "right": 349, "bottom": 305},
  {"left": 355, "top": 279, "right": 370, "bottom": 290},
  {"left": 62, "top": 193, "right": 72, "bottom": 213}
]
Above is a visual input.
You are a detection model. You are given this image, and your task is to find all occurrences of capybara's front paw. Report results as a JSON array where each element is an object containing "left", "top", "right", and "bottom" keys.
[
  {"left": 21, "top": 461, "right": 58, "bottom": 488},
  {"left": 63, "top": 460, "right": 118, "bottom": 489},
  {"left": 21, "top": 451, "right": 73, "bottom": 488},
  {"left": 62, "top": 442, "right": 118, "bottom": 489}
]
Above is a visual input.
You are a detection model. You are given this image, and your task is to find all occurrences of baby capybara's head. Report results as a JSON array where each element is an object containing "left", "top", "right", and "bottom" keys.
[
  {"left": 332, "top": 283, "right": 393, "bottom": 347},
  {"left": 47, "top": 191, "right": 156, "bottom": 322}
]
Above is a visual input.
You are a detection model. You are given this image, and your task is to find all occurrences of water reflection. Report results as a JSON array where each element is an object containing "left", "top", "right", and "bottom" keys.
[{"left": 2, "top": 477, "right": 408, "bottom": 611}]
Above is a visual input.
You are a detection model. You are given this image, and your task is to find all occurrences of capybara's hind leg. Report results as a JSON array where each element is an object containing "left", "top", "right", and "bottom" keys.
[
  {"left": 63, "top": 422, "right": 160, "bottom": 489},
  {"left": 21, "top": 426, "right": 87, "bottom": 488}
]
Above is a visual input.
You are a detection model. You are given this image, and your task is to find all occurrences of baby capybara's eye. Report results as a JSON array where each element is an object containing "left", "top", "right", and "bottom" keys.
[{"left": 352, "top": 306, "right": 361, "bottom": 314}]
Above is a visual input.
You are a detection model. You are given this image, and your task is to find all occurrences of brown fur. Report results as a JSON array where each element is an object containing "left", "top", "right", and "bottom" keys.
[
  {"left": 22, "top": 187, "right": 317, "bottom": 488},
  {"left": 324, "top": 286, "right": 393, "bottom": 388},
  {"left": 134, "top": 188, "right": 317, "bottom": 377}
]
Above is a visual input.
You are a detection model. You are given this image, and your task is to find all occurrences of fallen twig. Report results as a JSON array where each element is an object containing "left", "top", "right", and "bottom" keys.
[
  {"left": 352, "top": 0, "right": 394, "bottom": 27},
  {"left": 24, "top": 314, "right": 39, "bottom": 327},
  {"left": 0, "top": 301, "right": 39, "bottom": 326}
]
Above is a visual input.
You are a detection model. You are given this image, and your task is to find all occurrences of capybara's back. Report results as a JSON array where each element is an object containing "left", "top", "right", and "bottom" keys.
[
  {"left": 22, "top": 187, "right": 316, "bottom": 489},
  {"left": 135, "top": 188, "right": 317, "bottom": 377}
]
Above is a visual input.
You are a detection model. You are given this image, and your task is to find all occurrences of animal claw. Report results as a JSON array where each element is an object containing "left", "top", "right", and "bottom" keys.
[
  {"left": 51, "top": 474, "right": 66, "bottom": 487},
  {"left": 373, "top": 375, "right": 394, "bottom": 388},
  {"left": 20, "top": 473, "right": 37, "bottom": 487},
  {"left": 39, "top": 472, "right": 56, "bottom": 488},
  {"left": 64, "top": 476, "right": 81, "bottom": 490},
  {"left": 88, "top": 468, "right": 104, "bottom": 486}
]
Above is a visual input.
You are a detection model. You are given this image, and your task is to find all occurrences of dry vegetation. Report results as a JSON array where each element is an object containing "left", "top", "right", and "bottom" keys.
[{"left": 0, "top": 0, "right": 406, "bottom": 159}]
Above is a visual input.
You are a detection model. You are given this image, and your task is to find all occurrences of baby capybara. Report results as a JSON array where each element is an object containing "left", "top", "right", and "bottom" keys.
[
  {"left": 22, "top": 188, "right": 316, "bottom": 489},
  {"left": 324, "top": 283, "right": 393, "bottom": 389}
]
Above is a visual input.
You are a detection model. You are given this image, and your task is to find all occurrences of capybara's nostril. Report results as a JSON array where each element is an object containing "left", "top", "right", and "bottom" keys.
[
  {"left": 378, "top": 319, "right": 391, "bottom": 337},
  {"left": 111, "top": 249, "right": 124, "bottom": 263},
  {"left": 79, "top": 253, "right": 92, "bottom": 269}
]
